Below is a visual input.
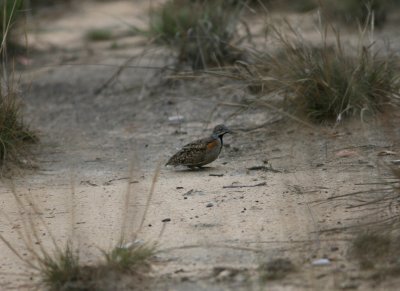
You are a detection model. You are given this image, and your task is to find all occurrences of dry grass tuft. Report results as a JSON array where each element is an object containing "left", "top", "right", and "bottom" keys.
[
  {"left": 0, "top": 184, "right": 156, "bottom": 290},
  {"left": 258, "top": 258, "right": 296, "bottom": 281},
  {"left": 40, "top": 243, "right": 82, "bottom": 290},
  {"left": 228, "top": 16, "right": 400, "bottom": 122},
  {"left": 0, "top": 2, "right": 37, "bottom": 174},
  {"left": 350, "top": 232, "right": 391, "bottom": 269},
  {"left": 103, "top": 242, "right": 155, "bottom": 272},
  {"left": 149, "top": 0, "right": 245, "bottom": 70},
  {"left": 349, "top": 230, "right": 400, "bottom": 281},
  {"left": 0, "top": 164, "right": 161, "bottom": 289},
  {"left": 0, "top": 87, "right": 37, "bottom": 173},
  {"left": 86, "top": 28, "right": 113, "bottom": 42},
  {"left": 40, "top": 243, "right": 154, "bottom": 290},
  {"left": 0, "top": 0, "right": 23, "bottom": 48}
]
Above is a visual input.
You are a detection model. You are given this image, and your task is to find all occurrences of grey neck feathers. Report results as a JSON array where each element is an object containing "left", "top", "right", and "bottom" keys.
[{"left": 211, "top": 133, "right": 224, "bottom": 146}]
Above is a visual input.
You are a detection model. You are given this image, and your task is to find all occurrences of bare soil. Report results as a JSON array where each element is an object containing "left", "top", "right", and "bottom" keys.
[{"left": 1, "top": 1, "right": 400, "bottom": 290}]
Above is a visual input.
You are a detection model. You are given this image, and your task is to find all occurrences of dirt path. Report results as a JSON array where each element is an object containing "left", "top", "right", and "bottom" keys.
[{"left": 1, "top": 1, "right": 400, "bottom": 290}]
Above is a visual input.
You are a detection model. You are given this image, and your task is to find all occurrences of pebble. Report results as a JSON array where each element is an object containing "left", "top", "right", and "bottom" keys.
[
  {"left": 168, "top": 115, "right": 185, "bottom": 123},
  {"left": 340, "top": 281, "right": 359, "bottom": 289},
  {"left": 312, "top": 258, "right": 331, "bottom": 266}
]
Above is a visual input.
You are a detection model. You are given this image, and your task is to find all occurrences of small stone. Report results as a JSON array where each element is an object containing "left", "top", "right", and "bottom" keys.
[
  {"left": 312, "top": 258, "right": 331, "bottom": 266},
  {"left": 168, "top": 115, "right": 185, "bottom": 123},
  {"left": 217, "top": 270, "right": 232, "bottom": 280},
  {"left": 340, "top": 281, "right": 359, "bottom": 289}
]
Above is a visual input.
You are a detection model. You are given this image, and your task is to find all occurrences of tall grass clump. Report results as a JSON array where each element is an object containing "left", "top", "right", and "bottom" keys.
[
  {"left": 0, "top": 2, "right": 37, "bottom": 174},
  {"left": 237, "top": 18, "right": 400, "bottom": 122},
  {"left": 103, "top": 243, "right": 155, "bottom": 272},
  {"left": 0, "top": 188, "right": 155, "bottom": 290},
  {"left": 350, "top": 232, "right": 391, "bottom": 269},
  {"left": 149, "top": 0, "right": 244, "bottom": 70},
  {"left": 259, "top": 258, "right": 296, "bottom": 281},
  {"left": 0, "top": 0, "right": 23, "bottom": 48},
  {"left": 0, "top": 88, "right": 37, "bottom": 171},
  {"left": 0, "top": 0, "right": 24, "bottom": 52},
  {"left": 349, "top": 230, "right": 400, "bottom": 279},
  {"left": 40, "top": 243, "right": 82, "bottom": 290},
  {"left": 39, "top": 243, "right": 154, "bottom": 290}
]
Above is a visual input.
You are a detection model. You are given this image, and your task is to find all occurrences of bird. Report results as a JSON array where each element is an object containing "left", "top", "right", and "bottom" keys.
[{"left": 166, "top": 124, "right": 232, "bottom": 168}]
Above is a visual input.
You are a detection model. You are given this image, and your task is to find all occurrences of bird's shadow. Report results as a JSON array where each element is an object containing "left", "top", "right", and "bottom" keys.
[
  {"left": 166, "top": 166, "right": 214, "bottom": 172},
  {"left": 178, "top": 166, "right": 213, "bottom": 172}
]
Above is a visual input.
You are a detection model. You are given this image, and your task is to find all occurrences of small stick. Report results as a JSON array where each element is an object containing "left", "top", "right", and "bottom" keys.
[
  {"left": 247, "top": 166, "right": 282, "bottom": 173},
  {"left": 223, "top": 182, "right": 266, "bottom": 189}
]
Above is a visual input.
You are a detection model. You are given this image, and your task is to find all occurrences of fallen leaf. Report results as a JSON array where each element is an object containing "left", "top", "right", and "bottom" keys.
[{"left": 335, "top": 149, "right": 358, "bottom": 158}]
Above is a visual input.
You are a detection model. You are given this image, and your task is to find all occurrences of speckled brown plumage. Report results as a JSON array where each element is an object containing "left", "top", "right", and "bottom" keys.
[{"left": 166, "top": 124, "right": 232, "bottom": 168}]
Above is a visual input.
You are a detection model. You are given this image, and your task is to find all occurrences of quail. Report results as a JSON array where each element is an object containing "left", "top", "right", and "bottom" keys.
[{"left": 166, "top": 124, "right": 232, "bottom": 168}]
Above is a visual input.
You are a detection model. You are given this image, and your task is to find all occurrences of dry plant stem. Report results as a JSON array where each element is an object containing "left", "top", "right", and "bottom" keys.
[
  {"left": 0, "top": 196, "right": 39, "bottom": 270},
  {"left": 10, "top": 187, "right": 64, "bottom": 269},
  {"left": 68, "top": 170, "right": 77, "bottom": 247},
  {"left": 120, "top": 161, "right": 136, "bottom": 242},
  {"left": 317, "top": 216, "right": 400, "bottom": 234},
  {"left": 0, "top": 0, "right": 18, "bottom": 52},
  {"left": 158, "top": 243, "right": 265, "bottom": 255},
  {"left": 93, "top": 37, "right": 162, "bottom": 95},
  {"left": 135, "top": 163, "right": 161, "bottom": 239},
  {"left": 94, "top": 55, "right": 138, "bottom": 95},
  {"left": 223, "top": 182, "right": 266, "bottom": 188}
]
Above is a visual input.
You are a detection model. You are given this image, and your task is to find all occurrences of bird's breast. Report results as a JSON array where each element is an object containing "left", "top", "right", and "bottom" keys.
[{"left": 207, "top": 139, "right": 220, "bottom": 151}]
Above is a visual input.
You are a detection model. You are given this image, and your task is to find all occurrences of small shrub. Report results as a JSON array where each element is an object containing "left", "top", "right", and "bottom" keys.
[
  {"left": 350, "top": 232, "right": 391, "bottom": 269},
  {"left": 103, "top": 243, "right": 155, "bottom": 272},
  {"left": 0, "top": 0, "right": 23, "bottom": 49},
  {"left": 0, "top": 86, "right": 37, "bottom": 172},
  {"left": 149, "top": 0, "right": 244, "bottom": 69},
  {"left": 39, "top": 242, "right": 154, "bottom": 290},
  {"left": 0, "top": 2, "right": 37, "bottom": 174},
  {"left": 40, "top": 244, "right": 82, "bottom": 290},
  {"left": 279, "top": 43, "right": 398, "bottom": 121},
  {"left": 86, "top": 29, "right": 113, "bottom": 42},
  {"left": 235, "top": 21, "right": 400, "bottom": 122},
  {"left": 259, "top": 258, "right": 295, "bottom": 281}
]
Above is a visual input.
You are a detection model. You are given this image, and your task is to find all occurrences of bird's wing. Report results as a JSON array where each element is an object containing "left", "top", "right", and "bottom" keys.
[{"left": 166, "top": 137, "right": 211, "bottom": 166}]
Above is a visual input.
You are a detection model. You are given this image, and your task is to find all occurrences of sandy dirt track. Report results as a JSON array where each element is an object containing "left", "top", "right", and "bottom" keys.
[{"left": 1, "top": 1, "right": 400, "bottom": 290}]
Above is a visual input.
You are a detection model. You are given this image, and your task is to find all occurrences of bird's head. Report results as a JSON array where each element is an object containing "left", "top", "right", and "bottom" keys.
[{"left": 212, "top": 124, "right": 232, "bottom": 138}]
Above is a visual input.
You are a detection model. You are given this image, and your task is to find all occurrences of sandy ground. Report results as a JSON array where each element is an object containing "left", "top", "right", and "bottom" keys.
[{"left": 1, "top": 1, "right": 400, "bottom": 290}]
